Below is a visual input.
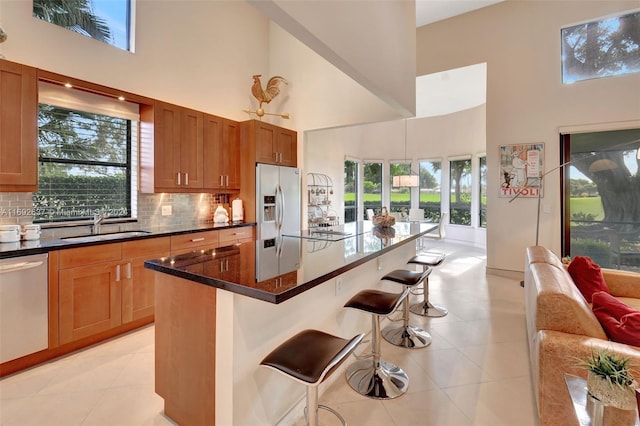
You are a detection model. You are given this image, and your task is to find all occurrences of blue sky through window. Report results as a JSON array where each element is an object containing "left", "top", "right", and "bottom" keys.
[{"left": 93, "top": 0, "right": 130, "bottom": 51}]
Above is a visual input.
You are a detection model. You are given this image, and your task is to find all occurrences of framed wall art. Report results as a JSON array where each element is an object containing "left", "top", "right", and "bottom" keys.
[{"left": 499, "top": 143, "right": 544, "bottom": 198}]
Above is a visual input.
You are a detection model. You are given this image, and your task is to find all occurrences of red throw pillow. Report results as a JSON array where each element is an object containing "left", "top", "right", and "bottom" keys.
[
  {"left": 568, "top": 256, "right": 609, "bottom": 303},
  {"left": 592, "top": 291, "right": 640, "bottom": 347}
]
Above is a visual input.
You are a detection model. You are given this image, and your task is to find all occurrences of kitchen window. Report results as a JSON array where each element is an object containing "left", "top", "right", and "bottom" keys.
[
  {"left": 449, "top": 157, "right": 472, "bottom": 226},
  {"left": 33, "top": 0, "right": 134, "bottom": 51},
  {"left": 418, "top": 159, "right": 442, "bottom": 222},
  {"left": 33, "top": 82, "right": 139, "bottom": 223}
]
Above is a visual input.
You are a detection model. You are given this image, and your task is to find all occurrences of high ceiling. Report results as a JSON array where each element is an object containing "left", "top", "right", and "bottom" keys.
[
  {"left": 415, "top": 1, "right": 503, "bottom": 117},
  {"left": 416, "top": 0, "right": 503, "bottom": 27}
]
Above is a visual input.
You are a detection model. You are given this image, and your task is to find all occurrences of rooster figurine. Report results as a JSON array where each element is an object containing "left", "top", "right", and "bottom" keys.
[{"left": 251, "top": 75, "right": 288, "bottom": 117}]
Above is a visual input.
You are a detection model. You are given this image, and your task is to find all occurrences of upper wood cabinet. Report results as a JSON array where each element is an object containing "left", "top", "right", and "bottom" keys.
[
  {"left": 245, "top": 120, "right": 297, "bottom": 167},
  {"left": 204, "top": 114, "right": 240, "bottom": 191},
  {"left": 0, "top": 60, "right": 38, "bottom": 192},
  {"left": 155, "top": 101, "right": 203, "bottom": 190}
]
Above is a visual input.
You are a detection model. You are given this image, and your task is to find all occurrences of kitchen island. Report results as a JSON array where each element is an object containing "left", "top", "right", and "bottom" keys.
[{"left": 146, "top": 221, "right": 436, "bottom": 425}]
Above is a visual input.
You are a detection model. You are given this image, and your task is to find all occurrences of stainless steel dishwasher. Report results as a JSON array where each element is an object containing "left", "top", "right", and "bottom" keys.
[{"left": 0, "top": 253, "right": 48, "bottom": 363}]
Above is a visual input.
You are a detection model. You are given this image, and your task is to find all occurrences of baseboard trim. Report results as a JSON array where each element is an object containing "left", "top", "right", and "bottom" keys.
[{"left": 486, "top": 267, "right": 524, "bottom": 282}]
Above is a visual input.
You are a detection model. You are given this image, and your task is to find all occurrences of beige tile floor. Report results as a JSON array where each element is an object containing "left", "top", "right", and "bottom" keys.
[{"left": 0, "top": 240, "right": 538, "bottom": 425}]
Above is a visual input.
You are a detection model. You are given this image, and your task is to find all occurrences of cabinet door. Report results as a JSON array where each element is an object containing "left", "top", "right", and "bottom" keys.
[
  {"left": 254, "top": 121, "right": 278, "bottom": 164},
  {"left": 154, "top": 101, "right": 182, "bottom": 189},
  {"left": 59, "top": 262, "right": 122, "bottom": 344},
  {"left": 203, "top": 113, "right": 224, "bottom": 189},
  {"left": 223, "top": 119, "right": 241, "bottom": 190},
  {"left": 0, "top": 60, "right": 38, "bottom": 191},
  {"left": 122, "top": 237, "right": 171, "bottom": 323},
  {"left": 180, "top": 108, "right": 204, "bottom": 189},
  {"left": 276, "top": 127, "right": 297, "bottom": 167}
]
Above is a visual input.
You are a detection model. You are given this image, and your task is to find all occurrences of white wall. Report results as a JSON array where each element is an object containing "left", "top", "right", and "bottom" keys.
[
  {"left": 250, "top": 0, "right": 416, "bottom": 118},
  {"left": 416, "top": 0, "right": 640, "bottom": 273},
  {"left": 0, "top": 0, "right": 268, "bottom": 121}
]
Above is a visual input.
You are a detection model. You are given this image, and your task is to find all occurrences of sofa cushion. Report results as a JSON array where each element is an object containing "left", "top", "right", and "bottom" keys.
[
  {"left": 568, "top": 256, "right": 609, "bottom": 303},
  {"left": 529, "top": 263, "right": 607, "bottom": 339},
  {"left": 592, "top": 291, "right": 640, "bottom": 347}
]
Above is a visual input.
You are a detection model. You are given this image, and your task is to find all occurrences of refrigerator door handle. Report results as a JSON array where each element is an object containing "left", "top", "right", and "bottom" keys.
[{"left": 277, "top": 183, "right": 286, "bottom": 229}]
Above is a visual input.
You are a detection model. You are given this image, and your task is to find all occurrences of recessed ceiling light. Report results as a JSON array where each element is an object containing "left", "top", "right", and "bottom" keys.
[
  {"left": 64, "top": 83, "right": 72, "bottom": 88},
  {"left": 118, "top": 96, "right": 125, "bottom": 101}
]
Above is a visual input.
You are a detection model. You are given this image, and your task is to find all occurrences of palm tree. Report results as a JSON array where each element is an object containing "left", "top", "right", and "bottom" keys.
[{"left": 33, "top": 0, "right": 112, "bottom": 43}]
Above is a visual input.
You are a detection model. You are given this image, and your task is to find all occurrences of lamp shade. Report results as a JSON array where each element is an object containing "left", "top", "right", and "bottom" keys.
[
  {"left": 588, "top": 159, "right": 618, "bottom": 173},
  {"left": 393, "top": 175, "right": 419, "bottom": 187}
]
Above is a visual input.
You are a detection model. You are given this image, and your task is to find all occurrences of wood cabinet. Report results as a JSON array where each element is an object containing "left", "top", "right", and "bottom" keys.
[
  {"left": 249, "top": 120, "right": 297, "bottom": 167},
  {"left": 0, "top": 59, "right": 38, "bottom": 192},
  {"left": 239, "top": 120, "right": 298, "bottom": 222},
  {"left": 142, "top": 101, "right": 204, "bottom": 192},
  {"left": 170, "top": 230, "right": 219, "bottom": 255},
  {"left": 204, "top": 115, "right": 240, "bottom": 190},
  {"left": 218, "top": 227, "right": 253, "bottom": 245},
  {"left": 58, "top": 237, "right": 170, "bottom": 344}
]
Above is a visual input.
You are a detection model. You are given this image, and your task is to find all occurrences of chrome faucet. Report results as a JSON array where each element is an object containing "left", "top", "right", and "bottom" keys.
[{"left": 92, "top": 213, "right": 108, "bottom": 235}]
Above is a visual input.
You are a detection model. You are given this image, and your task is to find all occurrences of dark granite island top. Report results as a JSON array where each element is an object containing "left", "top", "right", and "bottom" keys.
[{"left": 144, "top": 221, "right": 436, "bottom": 303}]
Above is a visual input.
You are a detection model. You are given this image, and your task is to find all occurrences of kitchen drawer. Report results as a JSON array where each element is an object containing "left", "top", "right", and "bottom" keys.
[
  {"left": 59, "top": 243, "right": 122, "bottom": 269},
  {"left": 123, "top": 236, "right": 170, "bottom": 258},
  {"left": 219, "top": 227, "right": 253, "bottom": 245},
  {"left": 170, "top": 230, "right": 219, "bottom": 254}
]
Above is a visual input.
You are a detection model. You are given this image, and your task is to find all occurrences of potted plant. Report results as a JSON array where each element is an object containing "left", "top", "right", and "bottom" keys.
[{"left": 580, "top": 349, "right": 638, "bottom": 410}]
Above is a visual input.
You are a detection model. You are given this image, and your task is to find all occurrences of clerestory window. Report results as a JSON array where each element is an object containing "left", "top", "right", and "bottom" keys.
[
  {"left": 33, "top": 0, "right": 133, "bottom": 51},
  {"left": 561, "top": 11, "right": 640, "bottom": 84}
]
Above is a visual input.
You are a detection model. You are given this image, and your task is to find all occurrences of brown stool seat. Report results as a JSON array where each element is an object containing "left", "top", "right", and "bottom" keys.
[
  {"left": 344, "top": 288, "right": 407, "bottom": 316},
  {"left": 408, "top": 252, "right": 446, "bottom": 268},
  {"left": 344, "top": 287, "right": 409, "bottom": 399},
  {"left": 408, "top": 252, "right": 448, "bottom": 318},
  {"left": 381, "top": 268, "right": 432, "bottom": 286},
  {"left": 261, "top": 330, "right": 364, "bottom": 426}
]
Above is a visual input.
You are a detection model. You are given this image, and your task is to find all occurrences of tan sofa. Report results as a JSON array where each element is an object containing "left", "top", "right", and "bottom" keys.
[{"left": 524, "top": 246, "right": 640, "bottom": 425}]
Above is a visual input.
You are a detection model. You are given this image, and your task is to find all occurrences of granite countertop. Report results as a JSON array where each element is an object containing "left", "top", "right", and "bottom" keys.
[
  {"left": 0, "top": 221, "right": 255, "bottom": 259},
  {"left": 144, "top": 221, "right": 437, "bottom": 304}
]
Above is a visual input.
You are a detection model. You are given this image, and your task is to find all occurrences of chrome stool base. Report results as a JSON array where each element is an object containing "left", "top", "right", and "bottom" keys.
[
  {"left": 410, "top": 301, "right": 448, "bottom": 317},
  {"left": 382, "top": 324, "right": 432, "bottom": 348},
  {"left": 345, "top": 359, "right": 409, "bottom": 399}
]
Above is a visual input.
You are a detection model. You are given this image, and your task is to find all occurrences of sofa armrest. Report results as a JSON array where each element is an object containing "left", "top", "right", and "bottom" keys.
[
  {"left": 603, "top": 269, "right": 640, "bottom": 298},
  {"left": 535, "top": 330, "right": 640, "bottom": 426}
]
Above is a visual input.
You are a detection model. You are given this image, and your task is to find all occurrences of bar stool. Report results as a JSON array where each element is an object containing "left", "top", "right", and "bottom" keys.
[
  {"left": 344, "top": 288, "right": 410, "bottom": 399},
  {"left": 408, "top": 252, "right": 448, "bottom": 317},
  {"left": 380, "top": 268, "right": 432, "bottom": 348},
  {"left": 260, "top": 329, "right": 364, "bottom": 426}
]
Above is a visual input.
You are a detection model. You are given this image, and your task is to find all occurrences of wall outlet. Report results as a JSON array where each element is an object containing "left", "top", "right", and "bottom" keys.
[
  {"left": 162, "top": 205, "right": 172, "bottom": 216},
  {"left": 335, "top": 277, "right": 343, "bottom": 296}
]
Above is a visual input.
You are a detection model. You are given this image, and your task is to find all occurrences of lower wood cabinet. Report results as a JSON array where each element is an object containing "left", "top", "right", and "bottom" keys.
[{"left": 58, "top": 237, "right": 170, "bottom": 344}]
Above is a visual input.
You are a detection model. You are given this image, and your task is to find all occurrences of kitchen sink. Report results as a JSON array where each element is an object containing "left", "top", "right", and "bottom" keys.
[{"left": 61, "top": 230, "right": 151, "bottom": 243}]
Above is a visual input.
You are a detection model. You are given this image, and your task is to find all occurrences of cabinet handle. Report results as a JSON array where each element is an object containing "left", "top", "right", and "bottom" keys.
[
  {"left": 184, "top": 172, "right": 189, "bottom": 186},
  {"left": 225, "top": 175, "right": 229, "bottom": 186},
  {"left": 125, "top": 262, "right": 132, "bottom": 279},
  {"left": 220, "top": 175, "right": 224, "bottom": 186},
  {"left": 191, "top": 237, "right": 205, "bottom": 243},
  {"left": 177, "top": 172, "right": 181, "bottom": 186},
  {"left": 116, "top": 264, "right": 121, "bottom": 282}
]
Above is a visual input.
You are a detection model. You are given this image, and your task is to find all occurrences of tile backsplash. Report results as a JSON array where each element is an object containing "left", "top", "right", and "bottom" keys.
[{"left": 0, "top": 191, "right": 230, "bottom": 239}]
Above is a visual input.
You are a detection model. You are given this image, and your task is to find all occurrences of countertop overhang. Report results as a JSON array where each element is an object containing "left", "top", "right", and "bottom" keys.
[{"left": 144, "top": 221, "right": 437, "bottom": 304}]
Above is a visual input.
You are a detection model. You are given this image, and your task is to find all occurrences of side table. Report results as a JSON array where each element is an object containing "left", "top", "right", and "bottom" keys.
[{"left": 564, "top": 373, "right": 639, "bottom": 426}]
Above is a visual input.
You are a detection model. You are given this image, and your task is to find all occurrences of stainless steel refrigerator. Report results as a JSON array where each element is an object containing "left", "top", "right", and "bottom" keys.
[{"left": 256, "top": 163, "right": 301, "bottom": 240}]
